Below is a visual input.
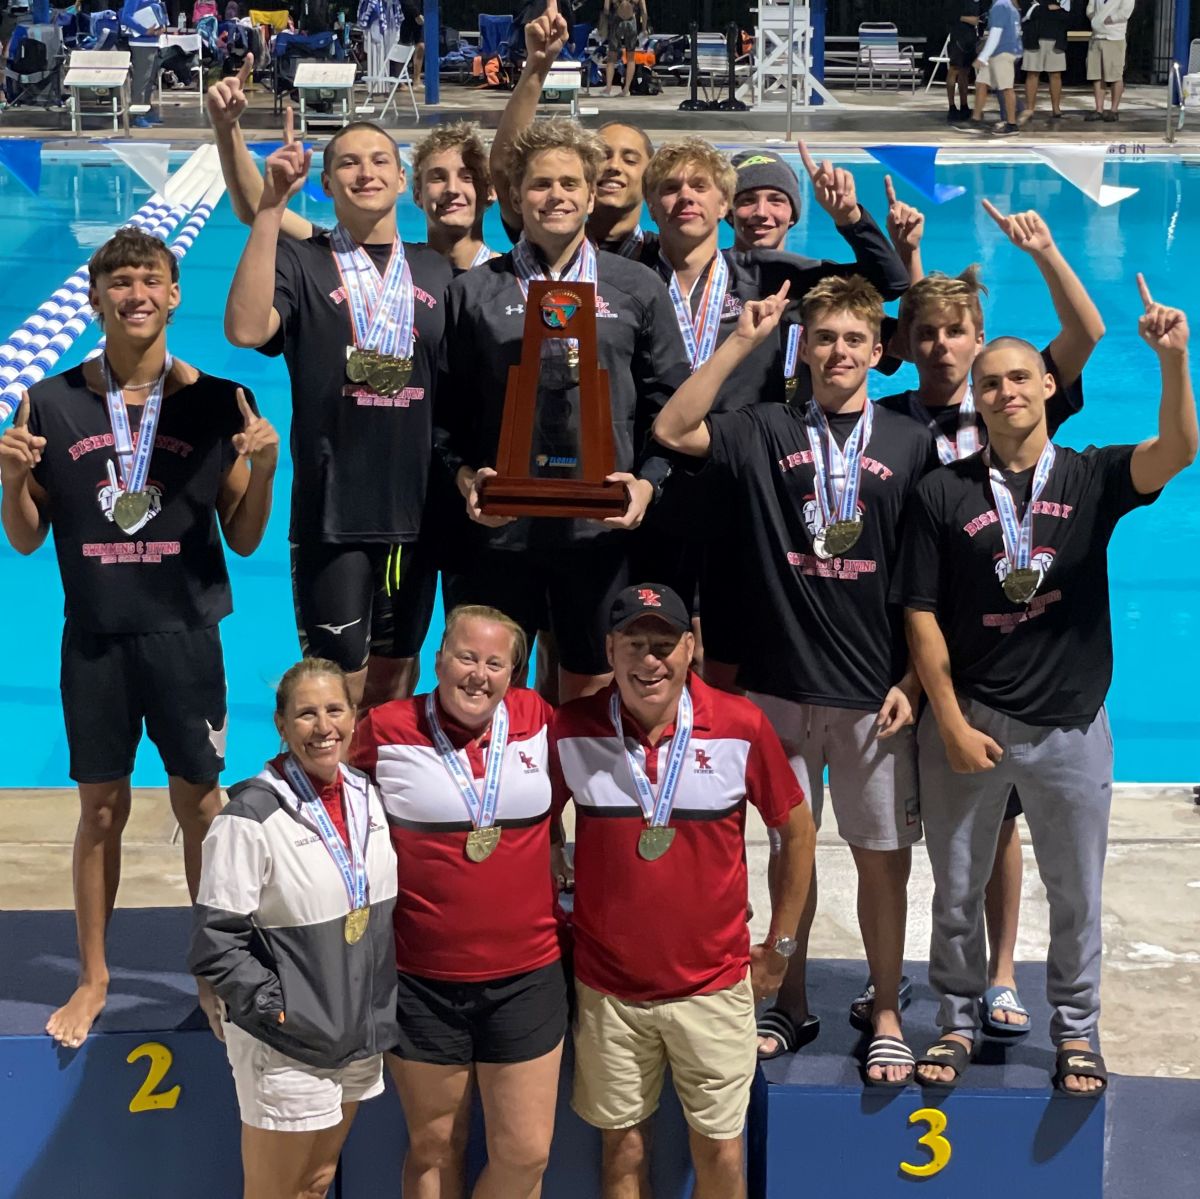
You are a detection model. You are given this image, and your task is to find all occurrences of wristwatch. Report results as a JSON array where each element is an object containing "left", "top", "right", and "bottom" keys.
[{"left": 764, "top": 933, "right": 798, "bottom": 959}]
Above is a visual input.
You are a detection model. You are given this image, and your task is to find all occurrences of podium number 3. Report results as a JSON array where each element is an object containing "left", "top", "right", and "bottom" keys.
[
  {"left": 900, "top": 1108, "right": 952, "bottom": 1178},
  {"left": 127, "top": 1042, "right": 181, "bottom": 1113}
]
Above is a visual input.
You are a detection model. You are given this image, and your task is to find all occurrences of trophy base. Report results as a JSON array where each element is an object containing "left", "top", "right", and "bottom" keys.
[{"left": 478, "top": 476, "right": 629, "bottom": 519}]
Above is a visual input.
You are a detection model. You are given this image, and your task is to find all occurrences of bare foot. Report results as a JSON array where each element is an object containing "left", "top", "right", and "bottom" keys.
[
  {"left": 197, "top": 977, "right": 225, "bottom": 1042},
  {"left": 867, "top": 1006, "right": 913, "bottom": 1084},
  {"left": 1059, "top": 1039, "right": 1105, "bottom": 1094},
  {"left": 916, "top": 1032, "right": 972, "bottom": 1085},
  {"left": 46, "top": 980, "right": 108, "bottom": 1048}
]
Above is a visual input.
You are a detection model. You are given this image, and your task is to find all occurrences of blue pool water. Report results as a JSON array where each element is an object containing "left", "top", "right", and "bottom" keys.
[{"left": 0, "top": 149, "right": 1196, "bottom": 785}]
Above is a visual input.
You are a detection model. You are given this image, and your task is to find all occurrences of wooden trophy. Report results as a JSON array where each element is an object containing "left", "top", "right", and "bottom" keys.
[{"left": 478, "top": 280, "right": 629, "bottom": 519}]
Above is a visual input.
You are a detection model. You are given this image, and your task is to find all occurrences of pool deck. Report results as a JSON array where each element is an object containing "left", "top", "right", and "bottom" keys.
[
  {"left": 3, "top": 782, "right": 1197, "bottom": 1080},
  {"left": 1, "top": 79, "right": 1197, "bottom": 148}
]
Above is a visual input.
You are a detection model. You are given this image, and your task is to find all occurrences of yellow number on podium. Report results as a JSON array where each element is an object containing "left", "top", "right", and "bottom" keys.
[
  {"left": 900, "top": 1107, "right": 952, "bottom": 1178},
  {"left": 127, "top": 1041, "right": 181, "bottom": 1113}
]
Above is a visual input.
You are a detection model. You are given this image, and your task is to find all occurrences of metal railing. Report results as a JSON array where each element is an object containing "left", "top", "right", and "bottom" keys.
[{"left": 1167, "top": 61, "right": 1184, "bottom": 144}]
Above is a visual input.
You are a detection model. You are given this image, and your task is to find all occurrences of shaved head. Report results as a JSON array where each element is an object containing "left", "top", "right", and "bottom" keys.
[{"left": 973, "top": 336, "right": 1047, "bottom": 382}]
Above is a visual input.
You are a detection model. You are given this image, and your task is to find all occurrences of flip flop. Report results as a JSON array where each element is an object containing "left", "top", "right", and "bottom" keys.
[
  {"left": 915, "top": 1038, "right": 972, "bottom": 1090},
  {"left": 978, "top": 985, "right": 1032, "bottom": 1040},
  {"left": 849, "top": 975, "right": 913, "bottom": 1032},
  {"left": 863, "top": 1034, "right": 915, "bottom": 1088},
  {"left": 756, "top": 1008, "right": 820, "bottom": 1061},
  {"left": 1052, "top": 1047, "right": 1108, "bottom": 1098}
]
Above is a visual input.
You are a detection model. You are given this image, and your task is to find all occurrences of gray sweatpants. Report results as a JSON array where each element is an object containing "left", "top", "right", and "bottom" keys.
[
  {"left": 131, "top": 45, "right": 164, "bottom": 106},
  {"left": 918, "top": 699, "right": 1113, "bottom": 1045}
]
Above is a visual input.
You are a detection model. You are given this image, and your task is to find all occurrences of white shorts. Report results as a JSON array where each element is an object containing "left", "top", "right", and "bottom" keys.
[
  {"left": 1023, "top": 39, "right": 1066, "bottom": 74},
  {"left": 749, "top": 695, "right": 920, "bottom": 852},
  {"left": 982, "top": 52, "right": 1017, "bottom": 91},
  {"left": 224, "top": 1022, "right": 385, "bottom": 1132}
]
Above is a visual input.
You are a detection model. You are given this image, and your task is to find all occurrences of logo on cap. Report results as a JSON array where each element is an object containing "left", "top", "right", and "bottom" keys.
[
  {"left": 637, "top": 588, "right": 662, "bottom": 607},
  {"left": 738, "top": 154, "right": 778, "bottom": 167},
  {"left": 540, "top": 290, "right": 581, "bottom": 330}
]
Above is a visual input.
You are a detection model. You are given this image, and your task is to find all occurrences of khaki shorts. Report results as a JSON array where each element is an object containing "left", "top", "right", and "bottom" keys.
[
  {"left": 224, "top": 1022, "right": 384, "bottom": 1132},
  {"left": 1023, "top": 39, "right": 1066, "bottom": 74},
  {"left": 982, "top": 52, "right": 1017, "bottom": 91},
  {"left": 572, "top": 977, "right": 756, "bottom": 1140},
  {"left": 751, "top": 694, "right": 920, "bottom": 852},
  {"left": 1087, "top": 37, "right": 1126, "bottom": 83}
]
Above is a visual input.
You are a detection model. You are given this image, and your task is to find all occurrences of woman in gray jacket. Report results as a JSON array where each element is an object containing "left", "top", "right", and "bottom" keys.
[{"left": 189, "top": 658, "right": 398, "bottom": 1199}]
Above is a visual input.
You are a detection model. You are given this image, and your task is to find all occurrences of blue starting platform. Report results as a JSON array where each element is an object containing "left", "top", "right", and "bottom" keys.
[{"left": 1, "top": 909, "right": 1197, "bottom": 1198}]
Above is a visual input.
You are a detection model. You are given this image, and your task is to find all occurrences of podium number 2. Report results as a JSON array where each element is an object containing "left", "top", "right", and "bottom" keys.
[
  {"left": 900, "top": 1108, "right": 952, "bottom": 1178},
  {"left": 127, "top": 1041, "right": 181, "bottom": 1113}
]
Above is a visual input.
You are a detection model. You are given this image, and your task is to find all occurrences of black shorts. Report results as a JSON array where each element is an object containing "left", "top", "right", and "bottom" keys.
[
  {"left": 399, "top": 17, "right": 424, "bottom": 45},
  {"left": 391, "top": 960, "right": 568, "bottom": 1066},
  {"left": 1004, "top": 788, "right": 1023, "bottom": 821},
  {"left": 60, "top": 622, "right": 227, "bottom": 784},
  {"left": 290, "top": 541, "right": 437, "bottom": 672},
  {"left": 442, "top": 540, "right": 630, "bottom": 677},
  {"left": 949, "top": 36, "right": 977, "bottom": 69}
]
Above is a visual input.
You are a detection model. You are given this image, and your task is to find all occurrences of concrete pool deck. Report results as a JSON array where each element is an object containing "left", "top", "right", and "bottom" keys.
[{"left": 2, "top": 783, "right": 1197, "bottom": 1080}]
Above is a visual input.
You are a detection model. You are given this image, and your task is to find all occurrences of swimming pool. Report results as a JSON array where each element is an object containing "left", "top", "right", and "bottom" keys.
[{"left": 0, "top": 148, "right": 1196, "bottom": 785}]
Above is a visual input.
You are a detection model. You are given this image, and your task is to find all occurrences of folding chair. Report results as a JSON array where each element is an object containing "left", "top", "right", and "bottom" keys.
[
  {"left": 925, "top": 33, "right": 950, "bottom": 93},
  {"left": 63, "top": 48, "right": 131, "bottom": 134},
  {"left": 356, "top": 40, "right": 418, "bottom": 121},
  {"left": 855, "top": 22, "right": 919, "bottom": 93}
]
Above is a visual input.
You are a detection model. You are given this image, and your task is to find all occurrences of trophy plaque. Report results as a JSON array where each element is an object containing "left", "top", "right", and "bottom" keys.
[{"left": 478, "top": 281, "right": 629, "bottom": 519}]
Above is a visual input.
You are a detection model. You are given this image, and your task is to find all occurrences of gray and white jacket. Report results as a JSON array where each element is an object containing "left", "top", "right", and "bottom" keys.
[{"left": 188, "top": 763, "right": 399, "bottom": 1069}]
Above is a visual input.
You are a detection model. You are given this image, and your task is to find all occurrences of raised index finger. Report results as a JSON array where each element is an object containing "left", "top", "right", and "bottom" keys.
[
  {"left": 1136, "top": 273, "right": 1154, "bottom": 311},
  {"left": 236, "top": 387, "right": 255, "bottom": 426},
  {"left": 236, "top": 51, "right": 255, "bottom": 86},
  {"left": 884, "top": 174, "right": 897, "bottom": 206},
  {"left": 774, "top": 279, "right": 791, "bottom": 304},
  {"left": 797, "top": 140, "right": 818, "bottom": 180},
  {"left": 980, "top": 198, "right": 1008, "bottom": 229},
  {"left": 283, "top": 104, "right": 295, "bottom": 146},
  {"left": 14, "top": 393, "right": 30, "bottom": 428}
]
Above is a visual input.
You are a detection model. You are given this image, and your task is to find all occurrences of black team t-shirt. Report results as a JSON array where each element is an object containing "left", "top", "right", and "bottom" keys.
[
  {"left": 261, "top": 232, "right": 452, "bottom": 545},
  {"left": 892, "top": 444, "right": 1160, "bottom": 727},
  {"left": 876, "top": 343, "right": 1084, "bottom": 448},
  {"left": 435, "top": 247, "right": 691, "bottom": 553},
  {"left": 28, "top": 366, "right": 247, "bottom": 634},
  {"left": 705, "top": 401, "right": 937, "bottom": 709}
]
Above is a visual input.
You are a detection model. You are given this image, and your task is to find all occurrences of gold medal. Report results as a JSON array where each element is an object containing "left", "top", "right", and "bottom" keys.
[
  {"left": 392, "top": 356, "right": 413, "bottom": 389},
  {"left": 785, "top": 376, "right": 799, "bottom": 401},
  {"left": 367, "top": 360, "right": 402, "bottom": 396},
  {"left": 113, "top": 489, "right": 151, "bottom": 533},
  {"left": 465, "top": 826, "right": 501, "bottom": 863},
  {"left": 638, "top": 826, "right": 676, "bottom": 861},
  {"left": 346, "top": 348, "right": 371, "bottom": 384},
  {"left": 822, "top": 519, "right": 863, "bottom": 557},
  {"left": 344, "top": 907, "right": 369, "bottom": 944},
  {"left": 1002, "top": 567, "right": 1040, "bottom": 605}
]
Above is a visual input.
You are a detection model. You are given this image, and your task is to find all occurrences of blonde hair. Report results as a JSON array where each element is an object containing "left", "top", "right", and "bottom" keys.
[
  {"left": 441, "top": 605, "right": 528, "bottom": 675},
  {"left": 508, "top": 118, "right": 606, "bottom": 190},
  {"left": 275, "top": 658, "right": 352, "bottom": 715},
  {"left": 643, "top": 138, "right": 737, "bottom": 205},
  {"left": 898, "top": 265, "right": 988, "bottom": 339},
  {"left": 801, "top": 275, "right": 885, "bottom": 339},
  {"left": 411, "top": 120, "right": 492, "bottom": 203}
]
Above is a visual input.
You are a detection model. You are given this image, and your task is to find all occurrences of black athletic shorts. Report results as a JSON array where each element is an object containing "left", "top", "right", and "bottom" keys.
[
  {"left": 60, "top": 622, "right": 227, "bottom": 784},
  {"left": 1004, "top": 788, "right": 1023, "bottom": 821},
  {"left": 949, "top": 35, "right": 977, "bottom": 70},
  {"left": 391, "top": 960, "right": 568, "bottom": 1066},
  {"left": 442, "top": 540, "right": 630, "bottom": 677},
  {"left": 290, "top": 541, "right": 437, "bottom": 672}
]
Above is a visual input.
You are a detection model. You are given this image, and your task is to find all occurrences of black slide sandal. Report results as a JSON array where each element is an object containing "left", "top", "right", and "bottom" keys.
[
  {"left": 756, "top": 1008, "right": 820, "bottom": 1061},
  {"left": 915, "top": 1038, "right": 972, "bottom": 1090},
  {"left": 1052, "top": 1047, "right": 1108, "bottom": 1098}
]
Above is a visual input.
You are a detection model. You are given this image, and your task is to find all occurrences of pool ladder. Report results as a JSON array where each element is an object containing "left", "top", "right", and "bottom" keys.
[{"left": 1166, "top": 61, "right": 1184, "bottom": 144}]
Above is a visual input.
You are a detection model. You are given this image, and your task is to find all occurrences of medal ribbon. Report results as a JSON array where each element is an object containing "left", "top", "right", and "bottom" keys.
[
  {"left": 985, "top": 440, "right": 1057, "bottom": 577},
  {"left": 425, "top": 693, "right": 508, "bottom": 831},
  {"left": 668, "top": 254, "right": 730, "bottom": 372},
  {"left": 511, "top": 236, "right": 597, "bottom": 364},
  {"left": 910, "top": 379, "right": 981, "bottom": 466},
  {"left": 471, "top": 244, "right": 497, "bottom": 267},
  {"left": 281, "top": 756, "right": 368, "bottom": 911},
  {"left": 330, "top": 225, "right": 415, "bottom": 359},
  {"left": 101, "top": 353, "right": 172, "bottom": 494},
  {"left": 784, "top": 325, "right": 801, "bottom": 385},
  {"left": 803, "top": 399, "right": 874, "bottom": 529},
  {"left": 615, "top": 227, "right": 645, "bottom": 259},
  {"left": 608, "top": 687, "right": 694, "bottom": 828}
]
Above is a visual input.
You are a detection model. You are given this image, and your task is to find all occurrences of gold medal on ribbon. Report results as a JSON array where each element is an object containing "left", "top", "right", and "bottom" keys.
[
  {"left": 785, "top": 376, "right": 799, "bottom": 401},
  {"left": 465, "top": 826, "right": 502, "bottom": 863},
  {"left": 344, "top": 907, "right": 369, "bottom": 944},
  {"left": 346, "top": 348, "right": 370, "bottom": 384},
  {"left": 113, "top": 489, "right": 151, "bottom": 533},
  {"left": 1002, "top": 567, "right": 1041, "bottom": 605},
  {"left": 638, "top": 826, "right": 676, "bottom": 861},
  {"left": 822, "top": 518, "right": 863, "bottom": 557}
]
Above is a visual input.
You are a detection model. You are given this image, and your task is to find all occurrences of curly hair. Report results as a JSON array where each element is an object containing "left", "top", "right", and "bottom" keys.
[
  {"left": 507, "top": 118, "right": 606, "bottom": 190},
  {"left": 411, "top": 120, "right": 492, "bottom": 204},
  {"left": 643, "top": 138, "right": 737, "bottom": 205}
]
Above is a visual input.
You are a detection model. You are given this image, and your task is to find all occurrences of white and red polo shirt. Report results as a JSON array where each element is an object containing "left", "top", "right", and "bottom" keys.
[
  {"left": 351, "top": 687, "right": 560, "bottom": 983},
  {"left": 550, "top": 673, "right": 805, "bottom": 1002}
]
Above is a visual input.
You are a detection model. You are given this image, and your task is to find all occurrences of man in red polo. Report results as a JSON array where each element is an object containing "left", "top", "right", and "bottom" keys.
[{"left": 550, "top": 583, "right": 815, "bottom": 1199}]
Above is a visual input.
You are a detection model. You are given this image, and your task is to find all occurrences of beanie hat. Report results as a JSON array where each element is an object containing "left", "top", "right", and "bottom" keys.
[{"left": 729, "top": 149, "right": 801, "bottom": 225}]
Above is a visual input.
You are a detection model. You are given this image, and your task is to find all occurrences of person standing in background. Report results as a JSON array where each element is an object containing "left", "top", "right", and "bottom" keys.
[{"left": 1085, "top": 0, "right": 1136, "bottom": 122}]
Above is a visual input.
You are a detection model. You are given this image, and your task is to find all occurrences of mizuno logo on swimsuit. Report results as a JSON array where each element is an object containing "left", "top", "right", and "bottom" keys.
[{"left": 315, "top": 619, "right": 363, "bottom": 635}]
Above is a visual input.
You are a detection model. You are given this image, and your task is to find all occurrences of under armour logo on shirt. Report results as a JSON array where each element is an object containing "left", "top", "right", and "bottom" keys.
[{"left": 506, "top": 304, "right": 525, "bottom": 316}]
